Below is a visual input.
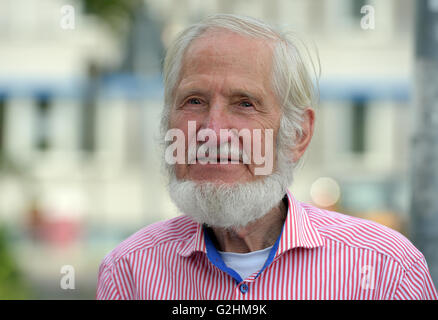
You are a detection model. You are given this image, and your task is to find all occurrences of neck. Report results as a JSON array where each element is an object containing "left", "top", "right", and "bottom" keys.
[{"left": 208, "top": 198, "right": 287, "bottom": 253}]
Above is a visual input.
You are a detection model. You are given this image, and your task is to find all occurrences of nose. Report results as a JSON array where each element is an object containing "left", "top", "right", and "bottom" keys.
[{"left": 199, "top": 100, "right": 233, "bottom": 147}]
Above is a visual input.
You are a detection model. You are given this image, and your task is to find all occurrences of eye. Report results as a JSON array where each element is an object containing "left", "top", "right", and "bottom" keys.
[
  {"left": 187, "top": 98, "right": 202, "bottom": 105},
  {"left": 239, "top": 101, "right": 254, "bottom": 108}
]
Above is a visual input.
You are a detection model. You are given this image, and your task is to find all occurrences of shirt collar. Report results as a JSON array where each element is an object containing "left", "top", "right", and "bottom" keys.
[
  {"left": 275, "top": 189, "right": 324, "bottom": 259},
  {"left": 178, "top": 189, "right": 324, "bottom": 258},
  {"left": 178, "top": 220, "right": 207, "bottom": 257}
]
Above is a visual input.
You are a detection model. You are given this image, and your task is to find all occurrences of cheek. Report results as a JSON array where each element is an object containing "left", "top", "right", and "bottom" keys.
[
  {"left": 174, "top": 164, "right": 186, "bottom": 179},
  {"left": 168, "top": 109, "right": 183, "bottom": 130},
  {"left": 247, "top": 114, "right": 281, "bottom": 145},
  {"left": 248, "top": 116, "right": 280, "bottom": 171},
  {"left": 169, "top": 109, "right": 205, "bottom": 131}
]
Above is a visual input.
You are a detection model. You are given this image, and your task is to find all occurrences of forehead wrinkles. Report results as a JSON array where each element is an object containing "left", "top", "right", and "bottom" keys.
[{"left": 180, "top": 30, "right": 275, "bottom": 82}]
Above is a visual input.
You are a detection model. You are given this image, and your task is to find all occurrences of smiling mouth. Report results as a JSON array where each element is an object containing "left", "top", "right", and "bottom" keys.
[
  {"left": 195, "top": 156, "right": 243, "bottom": 164},
  {"left": 187, "top": 144, "right": 249, "bottom": 164}
]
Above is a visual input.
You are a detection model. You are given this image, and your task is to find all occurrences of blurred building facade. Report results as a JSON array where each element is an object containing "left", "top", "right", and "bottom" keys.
[{"left": 0, "top": 0, "right": 421, "bottom": 298}]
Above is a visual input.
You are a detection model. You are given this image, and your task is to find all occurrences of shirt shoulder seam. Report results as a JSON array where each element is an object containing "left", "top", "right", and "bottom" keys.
[
  {"left": 389, "top": 255, "right": 426, "bottom": 299},
  {"left": 303, "top": 206, "right": 421, "bottom": 272},
  {"left": 104, "top": 232, "right": 197, "bottom": 268},
  {"left": 318, "top": 233, "right": 419, "bottom": 273}
]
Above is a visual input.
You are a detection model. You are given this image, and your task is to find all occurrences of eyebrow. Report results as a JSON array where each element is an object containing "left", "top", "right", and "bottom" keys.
[
  {"left": 175, "top": 83, "right": 265, "bottom": 105},
  {"left": 175, "top": 83, "right": 209, "bottom": 97},
  {"left": 228, "top": 89, "right": 264, "bottom": 105},
  {"left": 180, "top": 88, "right": 209, "bottom": 97}
]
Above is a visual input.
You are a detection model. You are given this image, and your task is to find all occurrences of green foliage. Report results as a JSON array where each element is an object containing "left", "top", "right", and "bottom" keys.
[{"left": 0, "top": 226, "right": 32, "bottom": 299}]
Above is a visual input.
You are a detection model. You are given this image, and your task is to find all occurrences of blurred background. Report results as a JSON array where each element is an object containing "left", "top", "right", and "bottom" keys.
[{"left": 0, "top": 0, "right": 437, "bottom": 299}]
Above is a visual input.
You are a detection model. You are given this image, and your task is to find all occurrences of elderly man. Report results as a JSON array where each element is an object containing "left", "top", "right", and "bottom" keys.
[{"left": 96, "top": 14, "right": 437, "bottom": 300}]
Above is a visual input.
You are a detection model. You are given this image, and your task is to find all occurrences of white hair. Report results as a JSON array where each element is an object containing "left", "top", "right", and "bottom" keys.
[{"left": 160, "top": 13, "right": 320, "bottom": 165}]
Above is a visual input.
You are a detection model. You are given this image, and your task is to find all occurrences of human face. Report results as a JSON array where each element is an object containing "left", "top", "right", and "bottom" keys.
[{"left": 169, "top": 30, "right": 282, "bottom": 184}]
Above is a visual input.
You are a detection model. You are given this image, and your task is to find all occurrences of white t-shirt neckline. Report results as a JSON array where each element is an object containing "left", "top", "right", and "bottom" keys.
[{"left": 218, "top": 245, "right": 274, "bottom": 280}]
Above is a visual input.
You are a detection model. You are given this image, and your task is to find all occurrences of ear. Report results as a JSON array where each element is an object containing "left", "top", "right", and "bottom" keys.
[{"left": 292, "top": 107, "right": 315, "bottom": 162}]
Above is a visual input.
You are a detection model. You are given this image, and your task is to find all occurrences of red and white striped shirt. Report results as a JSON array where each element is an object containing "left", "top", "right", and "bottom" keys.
[{"left": 96, "top": 190, "right": 438, "bottom": 300}]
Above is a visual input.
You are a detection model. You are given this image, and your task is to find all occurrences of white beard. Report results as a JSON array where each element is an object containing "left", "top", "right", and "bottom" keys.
[{"left": 166, "top": 147, "right": 295, "bottom": 229}]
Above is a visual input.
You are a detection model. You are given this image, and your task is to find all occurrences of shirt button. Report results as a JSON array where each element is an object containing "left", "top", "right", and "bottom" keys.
[{"left": 240, "top": 283, "right": 249, "bottom": 294}]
